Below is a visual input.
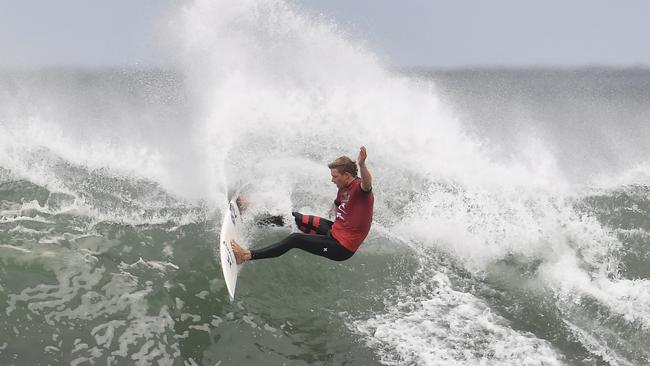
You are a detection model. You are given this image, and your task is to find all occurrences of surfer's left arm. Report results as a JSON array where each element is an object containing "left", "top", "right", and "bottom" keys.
[{"left": 358, "top": 146, "right": 372, "bottom": 192}]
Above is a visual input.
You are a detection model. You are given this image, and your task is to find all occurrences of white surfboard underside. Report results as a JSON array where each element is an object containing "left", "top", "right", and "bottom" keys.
[{"left": 219, "top": 199, "right": 243, "bottom": 301}]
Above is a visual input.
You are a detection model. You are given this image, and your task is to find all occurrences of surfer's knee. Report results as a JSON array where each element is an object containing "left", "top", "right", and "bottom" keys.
[{"left": 292, "top": 211, "right": 302, "bottom": 227}]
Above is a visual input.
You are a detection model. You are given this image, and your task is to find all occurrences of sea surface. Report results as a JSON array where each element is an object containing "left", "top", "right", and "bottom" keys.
[{"left": 1, "top": 1, "right": 650, "bottom": 365}]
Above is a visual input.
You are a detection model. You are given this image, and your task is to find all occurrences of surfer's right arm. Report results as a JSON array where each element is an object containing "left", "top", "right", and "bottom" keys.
[{"left": 358, "top": 146, "right": 372, "bottom": 192}]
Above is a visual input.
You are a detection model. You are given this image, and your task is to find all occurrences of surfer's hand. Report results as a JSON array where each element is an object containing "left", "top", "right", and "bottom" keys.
[
  {"left": 329, "top": 203, "right": 337, "bottom": 219},
  {"left": 358, "top": 146, "right": 367, "bottom": 165},
  {"left": 358, "top": 146, "right": 372, "bottom": 192}
]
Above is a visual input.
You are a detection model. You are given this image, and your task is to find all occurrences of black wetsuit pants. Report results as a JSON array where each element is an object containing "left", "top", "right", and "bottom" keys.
[{"left": 249, "top": 212, "right": 354, "bottom": 262}]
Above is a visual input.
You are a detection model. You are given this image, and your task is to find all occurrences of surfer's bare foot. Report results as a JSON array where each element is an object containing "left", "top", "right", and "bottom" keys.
[{"left": 231, "top": 239, "right": 251, "bottom": 264}]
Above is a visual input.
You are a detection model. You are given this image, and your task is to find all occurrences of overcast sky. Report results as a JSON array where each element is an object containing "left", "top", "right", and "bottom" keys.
[{"left": 1, "top": 0, "right": 649, "bottom": 69}]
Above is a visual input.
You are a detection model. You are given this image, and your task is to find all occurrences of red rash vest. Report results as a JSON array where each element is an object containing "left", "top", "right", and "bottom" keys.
[{"left": 331, "top": 177, "right": 374, "bottom": 252}]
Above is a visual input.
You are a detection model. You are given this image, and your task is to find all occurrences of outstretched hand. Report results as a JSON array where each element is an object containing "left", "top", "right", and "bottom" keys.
[
  {"left": 357, "top": 146, "right": 372, "bottom": 191},
  {"left": 358, "top": 146, "right": 368, "bottom": 165}
]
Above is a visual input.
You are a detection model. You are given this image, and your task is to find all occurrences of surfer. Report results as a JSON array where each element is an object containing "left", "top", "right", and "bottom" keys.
[{"left": 231, "top": 146, "right": 374, "bottom": 264}]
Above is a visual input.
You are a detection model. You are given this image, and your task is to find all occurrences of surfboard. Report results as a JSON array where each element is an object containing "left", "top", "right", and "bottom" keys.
[{"left": 220, "top": 197, "right": 244, "bottom": 301}]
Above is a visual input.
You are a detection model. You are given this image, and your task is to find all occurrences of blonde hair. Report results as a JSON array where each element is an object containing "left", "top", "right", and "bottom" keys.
[{"left": 328, "top": 156, "right": 358, "bottom": 177}]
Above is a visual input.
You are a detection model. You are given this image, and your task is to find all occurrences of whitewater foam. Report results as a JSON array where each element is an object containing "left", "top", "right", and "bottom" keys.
[{"left": 353, "top": 272, "right": 564, "bottom": 365}]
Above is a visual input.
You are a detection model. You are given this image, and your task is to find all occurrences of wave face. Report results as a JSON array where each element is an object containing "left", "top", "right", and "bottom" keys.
[{"left": 1, "top": 0, "right": 650, "bottom": 364}]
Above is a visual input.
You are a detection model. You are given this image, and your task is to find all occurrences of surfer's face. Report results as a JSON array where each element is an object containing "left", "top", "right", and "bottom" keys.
[{"left": 330, "top": 169, "right": 352, "bottom": 189}]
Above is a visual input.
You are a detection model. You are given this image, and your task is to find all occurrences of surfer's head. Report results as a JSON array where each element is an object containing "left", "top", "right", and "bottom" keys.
[{"left": 328, "top": 156, "right": 357, "bottom": 188}]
